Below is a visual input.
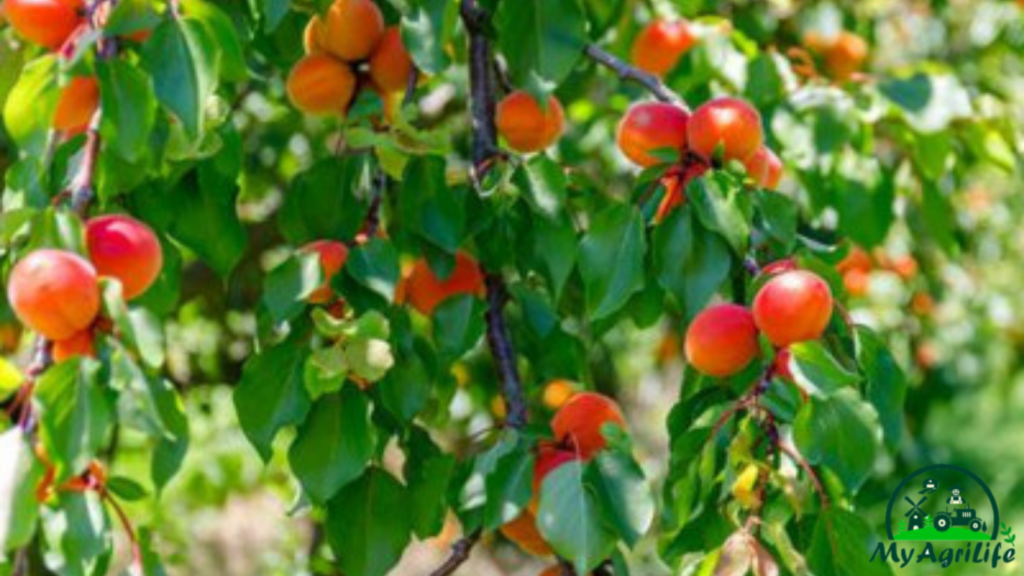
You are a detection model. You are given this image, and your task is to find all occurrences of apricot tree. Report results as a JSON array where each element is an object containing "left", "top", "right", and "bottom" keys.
[{"left": 0, "top": 1, "right": 1018, "bottom": 576}]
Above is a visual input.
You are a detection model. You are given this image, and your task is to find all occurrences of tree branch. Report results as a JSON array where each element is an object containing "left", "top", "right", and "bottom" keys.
[
  {"left": 484, "top": 273, "right": 528, "bottom": 428},
  {"left": 583, "top": 44, "right": 685, "bottom": 109},
  {"left": 427, "top": 530, "right": 481, "bottom": 576}
]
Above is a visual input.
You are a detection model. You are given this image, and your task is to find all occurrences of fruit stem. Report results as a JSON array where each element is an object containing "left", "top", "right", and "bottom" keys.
[
  {"left": 583, "top": 44, "right": 686, "bottom": 109},
  {"left": 426, "top": 529, "right": 481, "bottom": 576}
]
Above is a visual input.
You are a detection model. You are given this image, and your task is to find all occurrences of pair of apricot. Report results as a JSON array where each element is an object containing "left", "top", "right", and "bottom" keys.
[
  {"left": 684, "top": 270, "right": 833, "bottom": 377},
  {"left": 7, "top": 215, "right": 163, "bottom": 360}
]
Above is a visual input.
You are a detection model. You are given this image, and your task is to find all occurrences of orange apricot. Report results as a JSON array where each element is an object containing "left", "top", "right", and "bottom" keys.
[
  {"left": 52, "top": 76, "right": 99, "bottom": 134},
  {"left": 4, "top": 0, "right": 82, "bottom": 50},
  {"left": 300, "top": 240, "right": 349, "bottom": 304},
  {"left": 631, "top": 19, "right": 697, "bottom": 77},
  {"left": 303, "top": 17, "right": 324, "bottom": 55},
  {"left": 401, "top": 252, "right": 486, "bottom": 316},
  {"left": 500, "top": 510, "right": 552, "bottom": 556},
  {"left": 320, "top": 0, "right": 384, "bottom": 61},
  {"left": 495, "top": 91, "right": 565, "bottom": 153},
  {"left": 551, "top": 392, "right": 626, "bottom": 460},
  {"left": 836, "top": 246, "right": 872, "bottom": 274},
  {"left": 86, "top": 214, "right": 163, "bottom": 300},
  {"left": 842, "top": 269, "right": 870, "bottom": 297},
  {"left": 743, "top": 145, "right": 783, "bottom": 190},
  {"left": 369, "top": 26, "right": 414, "bottom": 94},
  {"left": 7, "top": 249, "right": 100, "bottom": 340},
  {"left": 752, "top": 270, "right": 833, "bottom": 347},
  {"left": 542, "top": 379, "right": 577, "bottom": 410},
  {"left": 684, "top": 304, "right": 760, "bottom": 378},
  {"left": 687, "top": 97, "right": 763, "bottom": 162},
  {"left": 616, "top": 102, "right": 689, "bottom": 167},
  {"left": 824, "top": 31, "right": 868, "bottom": 82},
  {"left": 52, "top": 329, "right": 95, "bottom": 362},
  {"left": 286, "top": 54, "right": 357, "bottom": 115}
]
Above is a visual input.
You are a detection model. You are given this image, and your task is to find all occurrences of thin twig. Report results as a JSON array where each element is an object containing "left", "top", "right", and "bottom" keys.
[
  {"left": 583, "top": 44, "right": 685, "bottom": 108},
  {"left": 777, "top": 442, "right": 830, "bottom": 511},
  {"left": 427, "top": 530, "right": 481, "bottom": 576}
]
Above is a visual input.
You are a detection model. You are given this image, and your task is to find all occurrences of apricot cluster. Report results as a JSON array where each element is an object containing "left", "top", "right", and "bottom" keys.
[
  {"left": 684, "top": 269, "right": 833, "bottom": 378},
  {"left": 6, "top": 214, "right": 162, "bottom": 361},
  {"left": 288, "top": 0, "right": 415, "bottom": 116}
]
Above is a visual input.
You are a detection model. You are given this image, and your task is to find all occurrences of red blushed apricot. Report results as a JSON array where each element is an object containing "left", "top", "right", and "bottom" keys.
[
  {"left": 616, "top": 102, "right": 689, "bottom": 167},
  {"left": 369, "top": 27, "right": 414, "bottom": 94},
  {"left": 86, "top": 214, "right": 163, "bottom": 300},
  {"left": 52, "top": 76, "right": 99, "bottom": 134},
  {"left": 286, "top": 55, "right": 357, "bottom": 115},
  {"left": 7, "top": 249, "right": 100, "bottom": 341},
  {"left": 752, "top": 270, "right": 834, "bottom": 347},
  {"left": 320, "top": 0, "right": 384, "bottom": 62},
  {"left": 495, "top": 91, "right": 565, "bottom": 153},
  {"left": 300, "top": 240, "right": 349, "bottom": 304},
  {"left": 762, "top": 258, "right": 797, "bottom": 275},
  {"left": 631, "top": 19, "right": 697, "bottom": 77},
  {"left": 52, "top": 329, "right": 95, "bottom": 362},
  {"left": 687, "top": 97, "right": 763, "bottom": 163},
  {"left": 400, "top": 252, "right": 486, "bottom": 316},
  {"left": 4, "top": 0, "right": 82, "bottom": 50},
  {"left": 500, "top": 510, "right": 552, "bottom": 556},
  {"left": 551, "top": 392, "right": 626, "bottom": 460},
  {"left": 684, "top": 304, "right": 759, "bottom": 378},
  {"left": 824, "top": 31, "right": 868, "bottom": 82},
  {"left": 743, "top": 146, "right": 783, "bottom": 190}
]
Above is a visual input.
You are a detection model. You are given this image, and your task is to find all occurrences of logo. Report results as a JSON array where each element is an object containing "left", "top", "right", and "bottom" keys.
[{"left": 871, "top": 464, "right": 1016, "bottom": 569}]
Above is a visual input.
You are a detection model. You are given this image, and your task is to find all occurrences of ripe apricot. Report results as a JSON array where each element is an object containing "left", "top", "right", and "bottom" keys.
[
  {"left": 495, "top": 91, "right": 565, "bottom": 153},
  {"left": 836, "top": 246, "right": 871, "bottom": 274},
  {"left": 320, "top": 0, "right": 384, "bottom": 61},
  {"left": 684, "top": 304, "right": 759, "bottom": 378},
  {"left": 824, "top": 31, "right": 868, "bottom": 82},
  {"left": 631, "top": 19, "right": 697, "bottom": 77},
  {"left": 86, "top": 214, "right": 163, "bottom": 300},
  {"left": 616, "top": 102, "right": 689, "bottom": 167},
  {"left": 687, "top": 97, "right": 763, "bottom": 163},
  {"left": 300, "top": 240, "right": 349, "bottom": 304},
  {"left": 52, "top": 329, "right": 95, "bottom": 362},
  {"left": 7, "top": 249, "right": 100, "bottom": 340},
  {"left": 542, "top": 379, "right": 576, "bottom": 410},
  {"left": 528, "top": 443, "right": 576, "bottom": 513},
  {"left": 752, "top": 270, "right": 833, "bottom": 347},
  {"left": 743, "top": 145, "right": 783, "bottom": 190},
  {"left": 500, "top": 510, "right": 552, "bottom": 556},
  {"left": 286, "top": 55, "right": 357, "bottom": 115},
  {"left": 551, "top": 392, "right": 626, "bottom": 460},
  {"left": 303, "top": 17, "right": 324, "bottom": 55},
  {"left": 52, "top": 76, "right": 99, "bottom": 134},
  {"left": 842, "top": 268, "right": 869, "bottom": 297},
  {"left": 4, "top": 0, "right": 82, "bottom": 50},
  {"left": 762, "top": 258, "right": 797, "bottom": 275},
  {"left": 401, "top": 252, "right": 485, "bottom": 316},
  {"left": 369, "top": 27, "right": 414, "bottom": 94}
]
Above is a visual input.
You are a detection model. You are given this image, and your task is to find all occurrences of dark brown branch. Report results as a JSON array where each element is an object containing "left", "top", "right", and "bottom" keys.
[
  {"left": 460, "top": 0, "right": 500, "bottom": 176},
  {"left": 484, "top": 273, "right": 528, "bottom": 428},
  {"left": 584, "top": 44, "right": 685, "bottom": 109},
  {"left": 427, "top": 530, "right": 481, "bottom": 576}
]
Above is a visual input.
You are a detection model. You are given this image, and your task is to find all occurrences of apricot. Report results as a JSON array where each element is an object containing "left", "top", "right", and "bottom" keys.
[
  {"left": 551, "top": 392, "right": 626, "bottom": 460},
  {"left": 616, "top": 102, "right": 689, "bottom": 167},
  {"left": 684, "top": 304, "right": 759, "bottom": 378},
  {"left": 86, "top": 214, "right": 163, "bottom": 300},
  {"left": 824, "top": 31, "right": 868, "bottom": 82},
  {"left": 500, "top": 510, "right": 552, "bottom": 556},
  {"left": 4, "top": 0, "right": 82, "bottom": 50},
  {"left": 400, "top": 252, "right": 485, "bottom": 316},
  {"left": 542, "top": 379, "right": 576, "bottom": 410},
  {"left": 631, "top": 19, "right": 697, "bottom": 77},
  {"left": 762, "top": 258, "right": 797, "bottom": 275},
  {"left": 654, "top": 160, "right": 709, "bottom": 222},
  {"left": 687, "top": 97, "right": 763, "bottom": 163},
  {"left": 743, "top": 145, "right": 783, "bottom": 190},
  {"left": 836, "top": 246, "right": 871, "bottom": 274},
  {"left": 495, "top": 91, "right": 565, "bottom": 153},
  {"left": 752, "top": 270, "right": 833, "bottom": 347},
  {"left": 300, "top": 240, "right": 349, "bottom": 304},
  {"left": 320, "top": 0, "right": 384, "bottom": 61},
  {"left": 7, "top": 249, "right": 100, "bottom": 340},
  {"left": 52, "top": 329, "right": 95, "bottom": 362},
  {"left": 286, "top": 55, "right": 357, "bottom": 115},
  {"left": 52, "top": 76, "right": 99, "bottom": 134},
  {"left": 842, "top": 268, "right": 869, "bottom": 297},
  {"left": 772, "top": 347, "right": 794, "bottom": 381},
  {"left": 528, "top": 443, "right": 576, "bottom": 513},
  {"left": 369, "top": 26, "right": 414, "bottom": 94},
  {"left": 303, "top": 17, "right": 324, "bottom": 55}
]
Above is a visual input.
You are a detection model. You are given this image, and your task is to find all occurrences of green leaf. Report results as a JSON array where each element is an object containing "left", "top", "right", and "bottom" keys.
[
  {"left": 104, "top": 0, "right": 162, "bottom": 35},
  {"left": 688, "top": 174, "right": 751, "bottom": 256},
  {"left": 182, "top": 0, "right": 247, "bottom": 82},
  {"left": 399, "top": 156, "right": 465, "bottom": 254},
  {"left": 258, "top": 0, "right": 290, "bottom": 31},
  {"left": 793, "top": 389, "right": 880, "bottom": 492},
  {"left": 234, "top": 332, "right": 313, "bottom": 461},
  {"left": 537, "top": 461, "right": 618, "bottom": 574},
  {"left": 855, "top": 327, "right": 906, "bottom": 451},
  {"left": 879, "top": 72, "right": 971, "bottom": 133},
  {"left": 97, "top": 59, "right": 157, "bottom": 164},
  {"left": 151, "top": 378, "right": 189, "bottom": 490},
  {"left": 530, "top": 214, "right": 577, "bottom": 300},
  {"left": 0, "top": 429, "right": 45, "bottom": 552},
  {"left": 106, "top": 477, "right": 148, "bottom": 502},
  {"left": 920, "top": 180, "right": 957, "bottom": 253},
  {"left": 808, "top": 509, "right": 893, "bottom": 576},
  {"left": 326, "top": 469, "right": 412, "bottom": 576},
  {"left": 2, "top": 55, "right": 60, "bottom": 157},
  {"left": 262, "top": 252, "right": 321, "bottom": 324},
  {"left": 405, "top": 432, "right": 456, "bottom": 539},
  {"left": 753, "top": 189, "right": 798, "bottom": 253},
  {"left": 279, "top": 157, "right": 369, "bottom": 245},
  {"left": 835, "top": 152, "right": 894, "bottom": 248},
  {"left": 35, "top": 360, "right": 111, "bottom": 482},
  {"left": 401, "top": 0, "right": 456, "bottom": 75},
  {"left": 110, "top": 347, "right": 167, "bottom": 438},
  {"left": 482, "top": 442, "right": 534, "bottom": 530},
  {"left": 345, "top": 238, "right": 400, "bottom": 303},
  {"left": 653, "top": 207, "right": 731, "bottom": 319},
  {"left": 579, "top": 203, "right": 646, "bottom": 320},
  {"left": 495, "top": 0, "right": 588, "bottom": 93},
  {"left": 432, "top": 294, "right": 486, "bottom": 362},
  {"left": 378, "top": 343, "right": 431, "bottom": 423},
  {"left": 515, "top": 155, "right": 567, "bottom": 220},
  {"left": 587, "top": 448, "right": 654, "bottom": 547},
  {"left": 346, "top": 338, "right": 395, "bottom": 382},
  {"left": 43, "top": 492, "right": 110, "bottom": 576},
  {"left": 289, "top": 387, "right": 376, "bottom": 504},
  {"left": 789, "top": 341, "right": 860, "bottom": 397},
  {"left": 163, "top": 167, "right": 247, "bottom": 278},
  {"left": 141, "top": 17, "right": 219, "bottom": 141}
]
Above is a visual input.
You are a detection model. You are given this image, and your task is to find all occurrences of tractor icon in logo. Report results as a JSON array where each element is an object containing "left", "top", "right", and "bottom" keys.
[
  {"left": 886, "top": 464, "right": 999, "bottom": 542},
  {"left": 934, "top": 485, "right": 984, "bottom": 533}
]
